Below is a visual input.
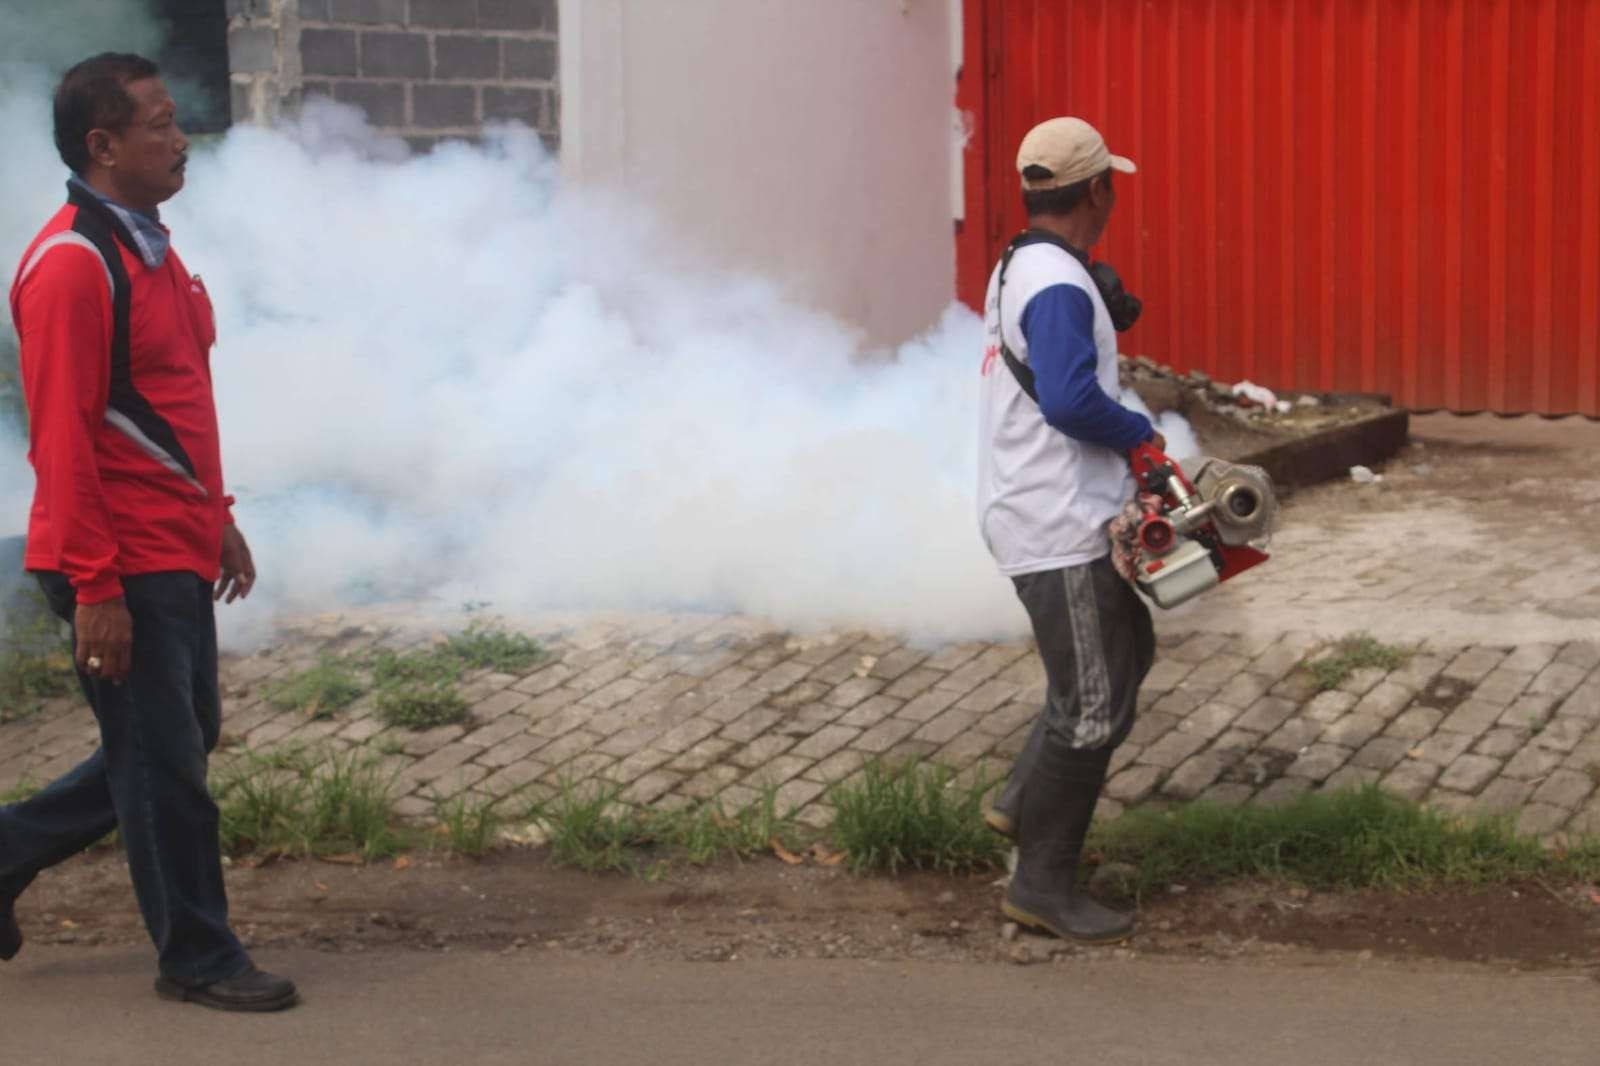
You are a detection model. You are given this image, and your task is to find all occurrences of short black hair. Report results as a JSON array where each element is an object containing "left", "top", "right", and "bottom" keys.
[
  {"left": 53, "top": 52, "right": 161, "bottom": 175},
  {"left": 1022, "top": 167, "right": 1112, "bottom": 218}
]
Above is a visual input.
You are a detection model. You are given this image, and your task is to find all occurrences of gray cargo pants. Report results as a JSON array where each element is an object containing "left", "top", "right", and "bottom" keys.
[{"left": 993, "top": 555, "right": 1156, "bottom": 817}]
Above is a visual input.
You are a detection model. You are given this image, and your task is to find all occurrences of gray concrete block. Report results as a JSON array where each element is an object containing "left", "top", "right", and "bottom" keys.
[
  {"left": 1474, "top": 668, "right": 1534, "bottom": 706},
  {"left": 1384, "top": 706, "right": 1443, "bottom": 739},
  {"left": 503, "top": 37, "right": 558, "bottom": 81},
  {"left": 1323, "top": 765, "right": 1381, "bottom": 792},
  {"left": 1438, "top": 753, "right": 1501, "bottom": 794},
  {"left": 1261, "top": 717, "right": 1323, "bottom": 754},
  {"left": 330, "top": 0, "right": 406, "bottom": 24},
  {"left": 1436, "top": 698, "right": 1503, "bottom": 737},
  {"left": 1179, "top": 702, "right": 1243, "bottom": 740},
  {"left": 1499, "top": 694, "right": 1559, "bottom": 731},
  {"left": 1531, "top": 769, "right": 1596, "bottom": 811},
  {"left": 1234, "top": 696, "right": 1298, "bottom": 733},
  {"left": 361, "top": 31, "right": 430, "bottom": 78},
  {"left": 1502, "top": 745, "right": 1564, "bottom": 781},
  {"left": 1105, "top": 764, "right": 1162, "bottom": 804},
  {"left": 1322, "top": 712, "right": 1386, "bottom": 749},
  {"left": 1474, "top": 727, "right": 1531, "bottom": 758},
  {"left": 1285, "top": 743, "right": 1352, "bottom": 783},
  {"left": 1379, "top": 759, "right": 1440, "bottom": 802},
  {"left": 1304, "top": 689, "right": 1357, "bottom": 723},
  {"left": 1407, "top": 729, "right": 1473, "bottom": 766},
  {"left": 1473, "top": 776, "right": 1533, "bottom": 814},
  {"left": 329, "top": 80, "right": 403, "bottom": 125},
  {"left": 1529, "top": 661, "right": 1590, "bottom": 700},
  {"left": 1351, "top": 735, "right": 1413, "bottom": 771},
  {"left": 1516, "top": 802, "right": 1570, "bottom": 838},
  {"left": 479, "top": 0, "right": 544, "bottom": 30},
  {"left": 1336, "top": 666, "right": 1389, "bottom": 698},
  {"left": 1213, "top": 672, "right": 1271, "bottom": 710},
  {"left": 301, "top": 28, "right": 358, "bottom": 76},
  {"left": 1137, "top": 728, "right": 1207, "bottom": 769},
  {"left": 435, "top": 33, "right": 501, "bottom": 79},
  {"left": 411, "top": 0, "right": 478, "bottom": 28},
  {"left": 1162, "top": 752, "right": 1229, "bottom": 800},
  {"left": 1442, "top": 647, "right": 1507, "bottom": 685},
  {"left": 230, "top": 81, "right": 253, "bottom": 124},
  {"left": 228, "top": 26, "right": 278, "bottom": 75},
  {"left": 1251, "top": 776, "right": 1311, "bottom": 807}
]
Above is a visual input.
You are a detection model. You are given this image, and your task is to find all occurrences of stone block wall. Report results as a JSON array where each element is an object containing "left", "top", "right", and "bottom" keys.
[{"left": 228, "top": 0, "right": 559, "bottom": 152}]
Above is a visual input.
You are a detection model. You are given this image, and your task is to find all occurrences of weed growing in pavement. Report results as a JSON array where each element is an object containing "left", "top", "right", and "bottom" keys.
[
  {"left": 264, "top": 655, "right": 367, "bottom": 717},
  {"left": 375, "top": 683, "right": 471, "bottom": 730},
  {"left": 1091, "top": 784, "right": 1600, "bottom": 895},
  {"left": 367, "top": 624, "right": 545, "bottom": 689},
  {"left": 434, "top": 792, "right": 505, "bottom": 858},
  {"left": 362, "top": 623, "right": 544, "bottom": 730},
  {"left": 526, "top": 780, "right": 800, "bottom": 874},
  {"left": 528, "top": 780, "right": 644, "bottom": 873},
  {"left": 213, "top": 746, "right": 403, "bottom": 860},
  {"left": 1306, "top": 632, "right": 1412, "bottom": 692},
  {"left": 659, "top": 789, "right": 796, "bottom": 865},
  {"left": 0, "top": 598, "right": 74, "bottom": 723},
  {"left": 828, "top": 759, "right": 1005, "bottom": 874},
  {"left": 442, "top": 623, "right": 546, "bottom": 673}
]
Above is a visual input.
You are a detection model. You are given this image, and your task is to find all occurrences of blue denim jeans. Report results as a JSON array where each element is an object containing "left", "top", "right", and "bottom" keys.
[{"left": 0, "top": 571, "right": 248, "bottom": 986}]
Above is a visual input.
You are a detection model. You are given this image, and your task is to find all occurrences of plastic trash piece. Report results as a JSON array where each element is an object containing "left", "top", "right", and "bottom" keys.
[{"left": 1231, "top": 380, "right": 1279, "bottom": 407}]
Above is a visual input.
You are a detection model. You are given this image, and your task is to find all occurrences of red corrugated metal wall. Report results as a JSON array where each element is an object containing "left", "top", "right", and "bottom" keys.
[{"left": 955, "top": 0, "right": 1600, "bottom": 415}]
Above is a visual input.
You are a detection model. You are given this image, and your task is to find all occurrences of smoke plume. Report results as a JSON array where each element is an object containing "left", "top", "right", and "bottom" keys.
[{"left": 1, "top": 8, "right": 1194, "bottom": 647}]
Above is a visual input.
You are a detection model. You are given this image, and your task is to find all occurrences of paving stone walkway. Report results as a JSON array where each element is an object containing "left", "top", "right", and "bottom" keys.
[
  {"left": 3, "top": 413, "right": 1599, "bottom": 841},
  {"left": 2, "top": 610, "right": 1599, "bottom": 842}
]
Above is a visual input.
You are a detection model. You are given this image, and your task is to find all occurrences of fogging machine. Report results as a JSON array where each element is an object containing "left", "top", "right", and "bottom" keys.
[{"left": 1122, "top": 443, "right": 1275, "bottom": 609}]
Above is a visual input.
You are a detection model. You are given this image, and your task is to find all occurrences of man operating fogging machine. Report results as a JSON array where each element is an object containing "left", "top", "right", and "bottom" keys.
[{"left": 975, "top": 117, "right": 1274, "bottom": 943}]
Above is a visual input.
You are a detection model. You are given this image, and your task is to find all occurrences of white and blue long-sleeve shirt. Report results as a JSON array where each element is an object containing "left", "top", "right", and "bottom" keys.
[{"left": 976, "top": 241, "right": 1153, "bottom": 575}]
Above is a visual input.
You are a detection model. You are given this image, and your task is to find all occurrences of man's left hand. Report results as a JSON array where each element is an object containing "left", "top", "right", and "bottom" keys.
[{"left": 217, "top": 525, "right": 256, "bottom": 604}]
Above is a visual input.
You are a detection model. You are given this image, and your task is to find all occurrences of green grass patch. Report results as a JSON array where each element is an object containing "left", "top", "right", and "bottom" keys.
[
  {"left": 434, "top": 792, "right": 505, "bottom": 858},
  {"left": 828, "top": 759, "right": 1005, "bottom": 874},
  {"left": 375, "top": 683, "right": 470, "bottom": 730},
  {"left": 527, "top": 780, "right": 799, "bottom": 875},
  {"left": 213, "top": 746, "right": 403, "bottom": 860},
  {"left": 362, "top": 623, "right": 545, "bottom": 730},
  {"left": 442, "top": 624, "right": 546, "bottom": 673},
  {"left": 1092, "top": 785, "right": 1600, "bottom": 894},
  {"left": 530, "top": 781, "right": 642, "bottom": 873},
  {"left": 367, "top": 623, "right": 546, "bottom": 689},
  {"left": 264, "top": 655, "right": 367, "bottom": 717},
  {"left": 1306, "top": 632, "right": 1412, "bottom": 692},
  {"left": 0, "top": 597, "right": 74, "bottom": 723}
]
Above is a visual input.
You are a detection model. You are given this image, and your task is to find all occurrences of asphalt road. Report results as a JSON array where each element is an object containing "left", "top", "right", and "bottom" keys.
[{"left": 2, "top": 946, "right": 1596, "bottom": 1065}]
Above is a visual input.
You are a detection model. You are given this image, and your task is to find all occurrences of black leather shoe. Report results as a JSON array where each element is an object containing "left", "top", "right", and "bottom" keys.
[
  {"left": 0, "top": 896, "right": 20, "bottom": 961},
  {"left": 155, "top": 966, "right": 299, "bottom": 1012}
]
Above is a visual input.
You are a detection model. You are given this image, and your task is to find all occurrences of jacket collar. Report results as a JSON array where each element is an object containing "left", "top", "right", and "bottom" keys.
[{"left": 66, "top": 176, "right": 170, "bottom": 269}]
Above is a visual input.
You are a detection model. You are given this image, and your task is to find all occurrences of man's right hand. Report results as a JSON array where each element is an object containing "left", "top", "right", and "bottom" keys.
[
  {"left": 76, "top": 598, "right": 133, "bottom": 683},
  {"left": 1148, "top": 429, "right": 1167, "bottom": 453}
]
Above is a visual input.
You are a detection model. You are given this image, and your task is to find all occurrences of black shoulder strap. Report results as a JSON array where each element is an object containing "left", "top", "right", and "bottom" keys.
[
  {"left": 996, "top": 229, "right": 1090, "bottom": 404},
  {"left": 64, "top": 182, "right": 200, "bottom": 481}
]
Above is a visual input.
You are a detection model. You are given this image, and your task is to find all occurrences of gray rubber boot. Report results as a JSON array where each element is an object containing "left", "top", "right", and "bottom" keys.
[
  {"left": 1001, "top": 740, "right": 1132, "bottom": 944},
  {"left": 984, "top": 712, "right": 1045, "bottom": 840}
]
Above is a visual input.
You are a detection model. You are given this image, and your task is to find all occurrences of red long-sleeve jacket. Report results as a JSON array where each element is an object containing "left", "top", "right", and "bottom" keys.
[{"left": 9, "top": 184, "right": 233, "bottom": 604}]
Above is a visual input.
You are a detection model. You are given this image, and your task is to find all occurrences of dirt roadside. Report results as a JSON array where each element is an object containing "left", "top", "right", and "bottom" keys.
[{"left": 14, "top": 845, "right": 1600, "bottom": 977}]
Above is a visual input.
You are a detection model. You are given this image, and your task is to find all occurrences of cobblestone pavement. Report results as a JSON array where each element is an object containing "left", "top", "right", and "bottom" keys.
[{"left": 3, "top": 414, "right": 1599, "bottom": 840}]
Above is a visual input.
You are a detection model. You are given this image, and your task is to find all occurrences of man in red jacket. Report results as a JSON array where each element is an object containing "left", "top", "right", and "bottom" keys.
[{"left": 0, "top": 53, "right": 296, "bottom": 1012}]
